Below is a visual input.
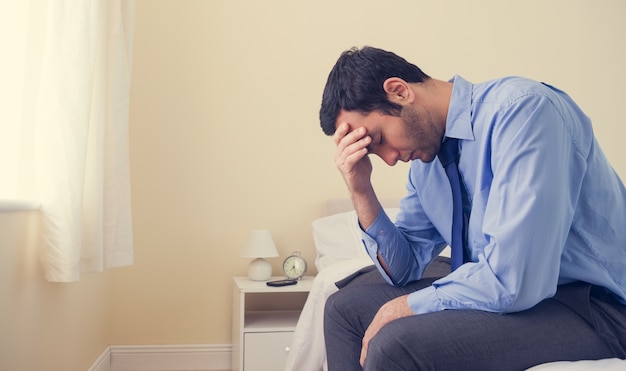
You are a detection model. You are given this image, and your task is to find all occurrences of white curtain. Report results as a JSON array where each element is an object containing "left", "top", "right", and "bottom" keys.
[{"left": 18, "top": 0, "right": 135, "bottom": 282}]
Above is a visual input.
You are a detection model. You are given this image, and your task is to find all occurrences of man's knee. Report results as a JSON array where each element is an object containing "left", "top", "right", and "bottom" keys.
[
  {"left": 324, "top": 289, "right": 351, "bottom": 335},
  {"left": 325, "top": 285, "right": 377, "bottom": 336},
  {"left": 363, "top": 318, "right": 434, "bottom": 371},
  {"left": 364, "top": 327, "right": 409, "bottom": 371},
  {"left": 324, "top": 289, "right": 344, "bottom": 321}
]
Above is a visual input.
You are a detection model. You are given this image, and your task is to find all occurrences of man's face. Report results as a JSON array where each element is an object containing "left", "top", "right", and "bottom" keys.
[{"left": 335, "top": 105, "right": 443, "bottom": 166}]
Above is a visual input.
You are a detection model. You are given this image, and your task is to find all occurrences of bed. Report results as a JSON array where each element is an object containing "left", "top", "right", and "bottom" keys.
[{"left": 283, "top": 200, "right": 626, "bottom": 371}]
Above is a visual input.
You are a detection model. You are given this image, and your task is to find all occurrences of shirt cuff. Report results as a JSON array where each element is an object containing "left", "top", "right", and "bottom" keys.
[
  {"left": 406, "top": 285, "right": 442, "bottom": 315},
  {"left": 360, "top": 210, "right": 396, "bottom": 285},
  {"left": 363, "top": 209, "right": 396, "bottom": 249}
]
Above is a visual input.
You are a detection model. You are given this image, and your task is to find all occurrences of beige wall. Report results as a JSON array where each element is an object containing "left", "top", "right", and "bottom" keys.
[
  {"left": 112, "top": 0, "right": 626, "bottom": 345},
  {"left": 0, "top": 211, "right": 111, "bottom": 371},
  {"left": 1, "top": 1, "right": 624, "bottom": 368}
]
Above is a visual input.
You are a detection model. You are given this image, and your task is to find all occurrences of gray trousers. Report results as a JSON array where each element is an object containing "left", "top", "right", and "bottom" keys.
[{"left": 324, "top": 258, "right": 626, "bottom": 371}]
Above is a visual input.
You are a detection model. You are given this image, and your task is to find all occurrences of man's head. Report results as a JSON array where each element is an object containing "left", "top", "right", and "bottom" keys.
[{"left": 319, "top": 46, "right": 430, "bottom": 136}]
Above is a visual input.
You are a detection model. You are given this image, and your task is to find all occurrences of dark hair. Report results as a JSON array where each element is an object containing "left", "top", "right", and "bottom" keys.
[{"left": 319, "top": 46, "right": 430, "bottom": 135}]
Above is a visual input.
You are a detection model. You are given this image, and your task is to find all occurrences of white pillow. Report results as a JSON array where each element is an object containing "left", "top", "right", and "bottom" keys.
[{"left": 312, "top": 208, "right": 400, "bottom": 271}]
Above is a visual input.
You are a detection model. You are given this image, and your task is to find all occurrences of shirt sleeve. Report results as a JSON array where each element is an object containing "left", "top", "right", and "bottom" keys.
[{"left": 361, "top": 180, "right": 448, "bottom": 286}]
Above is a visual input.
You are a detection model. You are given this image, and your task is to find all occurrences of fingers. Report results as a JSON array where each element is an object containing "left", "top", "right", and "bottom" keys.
[
  {"left": 333, "top": 123, "right": 371, "bottom": 169},
  {"left": 360, "top": 338, "right": 369, "bottom": 366},
  {"left": 360, "top": 318, "right": 379, "bottom": 366},
  {"left": 333, "top": 123, "right": 368, "bottom": 148},
  {"left": 360, "top": 311, "right": 378, "bottom": 366},
  {"left": 359, "top": 296, "right": 413, "bottom": 367},
  {"left": 332, "top": 122, "right": 350, "bottom": 146}
]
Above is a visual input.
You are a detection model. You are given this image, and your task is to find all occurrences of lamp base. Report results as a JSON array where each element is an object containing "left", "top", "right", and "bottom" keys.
[{"left": 248, "top": 258, "right": 272, "bottom": 281}]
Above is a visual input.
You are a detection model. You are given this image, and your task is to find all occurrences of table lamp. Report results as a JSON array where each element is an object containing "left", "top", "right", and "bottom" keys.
[{"left": 241, "top": 229, "right": 279, "bottom": 281}]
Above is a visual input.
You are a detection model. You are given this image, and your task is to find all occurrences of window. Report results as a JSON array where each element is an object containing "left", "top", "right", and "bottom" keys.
[
  {"left": 0, "top": 0, "right": 135, "bottom": 281},
  {"left": 0, "top": 2, "right": 29, "bottom": 199}
]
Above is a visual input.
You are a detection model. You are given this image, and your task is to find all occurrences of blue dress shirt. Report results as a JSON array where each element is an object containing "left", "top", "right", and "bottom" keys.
[{"left": 362, "top": 75, "right": 626, "bottom": 315}]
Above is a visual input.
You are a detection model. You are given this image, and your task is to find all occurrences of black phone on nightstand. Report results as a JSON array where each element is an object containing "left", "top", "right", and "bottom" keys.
[{"left": 266, "top": 279, "right": 298, "bottom": 287}]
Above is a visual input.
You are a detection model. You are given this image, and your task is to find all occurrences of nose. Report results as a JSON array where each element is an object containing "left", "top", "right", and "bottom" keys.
[{"left": 372, "top": 147, "right": 400, "bottom": 166}]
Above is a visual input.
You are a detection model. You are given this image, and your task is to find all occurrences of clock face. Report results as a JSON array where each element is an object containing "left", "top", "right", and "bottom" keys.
[{"left": 283, "top": 254, "right": 307, "bottom": 279}]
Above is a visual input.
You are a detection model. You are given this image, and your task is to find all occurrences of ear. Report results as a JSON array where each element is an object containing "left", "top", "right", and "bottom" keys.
[{"left": 383, "top": 77, "right": 414, "bottom": 105}]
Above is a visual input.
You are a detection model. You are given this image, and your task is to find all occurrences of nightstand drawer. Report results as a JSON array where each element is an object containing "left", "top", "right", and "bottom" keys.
[
  {"left": 232, "top": 276, "right": 313, "bottom": 371},
  {"left": 244, "top": 331, "right": 293, "bottom": 371}
]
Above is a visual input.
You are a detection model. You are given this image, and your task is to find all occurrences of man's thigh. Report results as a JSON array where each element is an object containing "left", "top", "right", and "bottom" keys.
[
  {"left": 365, "top": 297, "right": 617, "bottom": 371},
  {"left": 327, "top": 268, "right": 441, "bottom": 332}
]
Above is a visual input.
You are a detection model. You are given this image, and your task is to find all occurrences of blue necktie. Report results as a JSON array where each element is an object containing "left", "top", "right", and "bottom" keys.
[{"left": 438, "top": 138, "right": 465, "bottom": 271}]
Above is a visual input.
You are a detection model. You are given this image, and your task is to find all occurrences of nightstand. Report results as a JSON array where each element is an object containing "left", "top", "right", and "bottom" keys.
[{"left": 232, "top": 276, "right": 313, "bottom": 371}]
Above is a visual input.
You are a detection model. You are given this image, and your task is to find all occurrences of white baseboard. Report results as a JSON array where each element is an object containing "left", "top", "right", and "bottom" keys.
[
  {"left": 89, "top": 347, "right": 111, "bottom": 371},
  {"left": 109, "top": 344, "right": 232, "bottom": 371}
]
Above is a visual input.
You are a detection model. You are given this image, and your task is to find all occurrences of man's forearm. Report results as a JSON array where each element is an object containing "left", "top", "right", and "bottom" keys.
[
  {"left": 350, "top": 189, "right": 394, "bottom": 276},
  {"left": 350, "top": 187, "right": 381, "bottom": 231}
]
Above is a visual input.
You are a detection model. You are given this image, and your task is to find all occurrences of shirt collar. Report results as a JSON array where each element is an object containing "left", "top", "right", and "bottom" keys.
[{"left": 444, "top": 75, "right": 475, "bottom": 141}]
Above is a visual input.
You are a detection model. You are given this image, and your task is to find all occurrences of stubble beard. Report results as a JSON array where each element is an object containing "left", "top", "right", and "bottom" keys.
[{"left": 401, "top": 105, "right": 440, "bottom": 163}]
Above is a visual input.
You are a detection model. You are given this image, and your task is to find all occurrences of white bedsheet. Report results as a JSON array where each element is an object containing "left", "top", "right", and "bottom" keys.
[
  {"left": 284, "top": 257, "right": 374, "bottom": 371},
  {"left": 527, "top": 358, "right": 626, "bottom": 370}
]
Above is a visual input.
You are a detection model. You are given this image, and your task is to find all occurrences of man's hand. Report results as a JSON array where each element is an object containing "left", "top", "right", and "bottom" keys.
[
  {"left": 333, "top": 123, "right": 373, "bottom": 195},
  {"left": 333, "top": 121, "right": 381, "bottom": 230},
  {"left": 360, "top": 295, "right": 414, "bottom": 367}
]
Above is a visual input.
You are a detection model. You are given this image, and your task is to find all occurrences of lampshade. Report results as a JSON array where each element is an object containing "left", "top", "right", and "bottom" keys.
[
  {"left": 241, "top": 229, "right": 279, "bottom": 281},
  {"left": 241, "top": 229, "right": 279, "bottom": 258}
]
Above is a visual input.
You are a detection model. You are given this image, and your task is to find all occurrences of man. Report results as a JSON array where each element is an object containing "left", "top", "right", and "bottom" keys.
[{"left": 320, "top": 46, "right": 626, "bottom": 370}]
